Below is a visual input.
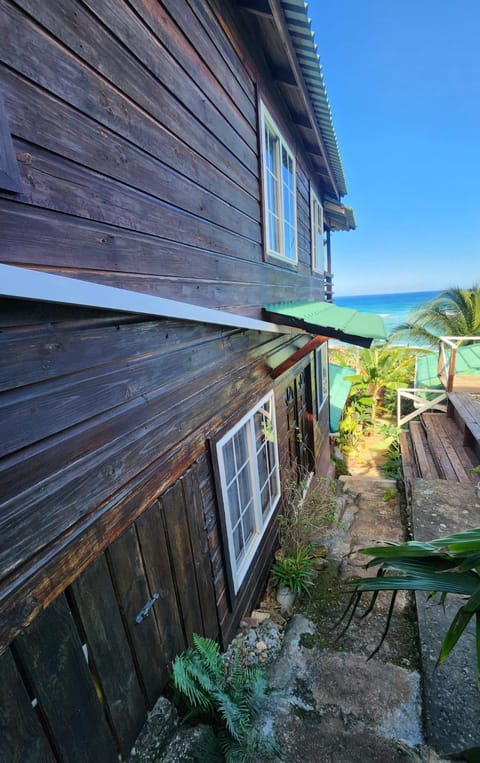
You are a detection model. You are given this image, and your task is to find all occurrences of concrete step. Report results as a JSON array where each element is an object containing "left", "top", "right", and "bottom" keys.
[{"left": 411, "top": 479, "right": 480, "bottom": 755}]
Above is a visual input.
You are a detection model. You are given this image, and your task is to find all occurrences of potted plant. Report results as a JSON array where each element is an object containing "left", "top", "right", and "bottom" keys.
[{"left": 271, "top": 547, "right": 315, "bottom": 612}]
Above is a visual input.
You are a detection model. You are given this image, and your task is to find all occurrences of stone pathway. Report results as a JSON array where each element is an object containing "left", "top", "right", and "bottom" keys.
[
  {"left": 131, "top": 475, "right": 479, "bottom": 761},
  {"left": 411, "top": 479, "right": 480, "bottom": 755},
  {"left": 257, "top": 476, "right": 443, "bottom": 762}
]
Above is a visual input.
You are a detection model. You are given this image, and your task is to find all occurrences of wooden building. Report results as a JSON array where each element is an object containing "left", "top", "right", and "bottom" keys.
[{"left": 0, "top": 1, "right": 379, "bottom": 758}]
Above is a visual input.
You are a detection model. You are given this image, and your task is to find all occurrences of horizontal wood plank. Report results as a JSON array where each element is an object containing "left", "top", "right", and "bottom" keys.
[{"left": 1, "top": 0, "right": 258, "bottom": 196}]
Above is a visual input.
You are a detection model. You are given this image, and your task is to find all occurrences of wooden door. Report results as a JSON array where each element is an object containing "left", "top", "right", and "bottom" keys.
[
  {"left": 2, "top": 465, "right": 219, "bottom": 761},
  {"left": 285, "top": 363, "right": 314, "bottom": 480}
]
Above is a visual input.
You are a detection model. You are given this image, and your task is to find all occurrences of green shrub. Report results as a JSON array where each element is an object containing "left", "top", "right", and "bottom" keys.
[
  {"left": 172, "top": 634, "right": 279, "bottom": 762},
  {"left": 271, "top": 548, "right": 315, "bottom": 595}
]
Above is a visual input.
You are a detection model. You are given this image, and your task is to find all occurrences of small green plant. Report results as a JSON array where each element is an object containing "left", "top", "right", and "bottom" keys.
[
  {"left": 172, "top": 634, "right": 279, "bottom": 762},
  {"left": 383, "top": 488, "right": 398, "bottom": 501},
  {"left": 271, "top": 548, "right": 315, "bottom": 595}
]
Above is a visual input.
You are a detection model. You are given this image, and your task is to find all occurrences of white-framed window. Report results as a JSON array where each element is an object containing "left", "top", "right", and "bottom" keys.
[
  {"left": 260, "top": 103, "right": 297, "bottom": 263},
  {"left": 315, "top": 342, "right": 329, "bottom": 415},
  {"left": 216, "top": 392, "right": 280, "bottom": 592},
  {"left": 310, "top": 188, "right": 324, "bottom": 273}
]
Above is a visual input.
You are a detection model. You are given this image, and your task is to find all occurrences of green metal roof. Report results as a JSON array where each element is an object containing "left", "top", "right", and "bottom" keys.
[
  {"left": 280, "top": 0, "right": 348, "bottom": 196},
  {"left": 329, "top": 363, "right": 353, "bottom": 432},
  {"left": 263, "top": 301, "right": 387, "bottom": 348},
  {"left": 416, "top": 345, "right": 480, "bottom": 389}
]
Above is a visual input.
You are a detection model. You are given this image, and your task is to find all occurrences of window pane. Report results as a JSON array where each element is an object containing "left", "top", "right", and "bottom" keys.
[
  {"left": 233, "top": 524, "right": 244, "bottom": 560},
  {"left": 238, "top": 463, "right": 253, "bottom": 508},
  {"left": 227, "top": 482, "right": 241, "bottom": 525},
  {"left": 268, "top": 211, "right": 280, "bottom": 253},
  {"left": 243, "top": 502, "right": 255, "bottom": 542},
  {"left": 260, "top": 483, "right": 270, "bottom": 516},
  {"left": 224, "top": 439, "right": 235, "bottom": 484},
  {"left": 284, "top": 221, "right": 295, "bottom": 261},
  {"left": 234, "top": 426, "right": 248, "bottom": 468},
  {"left": 257, "top": 442, "right": 268, "bottom": 489}
]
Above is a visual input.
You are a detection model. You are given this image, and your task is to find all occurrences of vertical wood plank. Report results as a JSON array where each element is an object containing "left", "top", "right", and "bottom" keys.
[
  {"left": 135, "top": 500, "right": 186, "bottom": 666},
  {"left": 161, "top": 481, "right": 204, "bottom": 644},
  {"left": 182, "top": 468, "right": 219, "bottom": 639},
  {"left": 107, "top": 524, "right": 168, "bottom": 707},
  {"left": 13, "top": 594, "right": 118, "bottom": 763},
  {"left": 70, "top": 554, "right": 147, "bottom": 757},
  {"left": 0, "top": 648, "right": 56, "bottom": 763}
]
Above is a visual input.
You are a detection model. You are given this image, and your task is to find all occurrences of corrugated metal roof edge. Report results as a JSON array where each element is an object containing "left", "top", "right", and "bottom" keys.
[{"left": 280, "top": 0, "right": 348, "bottom": 197}]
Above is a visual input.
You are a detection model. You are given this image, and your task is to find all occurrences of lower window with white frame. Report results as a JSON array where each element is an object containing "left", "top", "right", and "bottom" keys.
[{"left": 215, "top": 392, "right": 280, "bottom": 593}]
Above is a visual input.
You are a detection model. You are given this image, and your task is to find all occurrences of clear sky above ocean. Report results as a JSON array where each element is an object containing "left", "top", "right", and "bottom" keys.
[{"left": 308, "top": 1, "right": 480, "bottom": 297}]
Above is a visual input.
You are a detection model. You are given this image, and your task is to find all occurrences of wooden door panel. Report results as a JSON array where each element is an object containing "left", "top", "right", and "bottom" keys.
[
  {"left": 70, "top": 554, "right": 147, "bottom": 757},
  {"left": 13, "top": 595, "right": 118, "bottom": 763}
]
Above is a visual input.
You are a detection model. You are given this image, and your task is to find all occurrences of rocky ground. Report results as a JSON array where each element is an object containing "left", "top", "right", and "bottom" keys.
[{"left": 129, "top": 474, "right": 452, "bottom": 762}]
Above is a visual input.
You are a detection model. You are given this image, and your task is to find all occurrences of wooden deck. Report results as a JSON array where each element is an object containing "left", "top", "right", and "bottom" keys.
[{"left": 400, "top": 392, "right": 480, "bottom": 497}]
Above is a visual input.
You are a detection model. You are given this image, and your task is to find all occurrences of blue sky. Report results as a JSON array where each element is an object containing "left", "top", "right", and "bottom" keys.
[{"left": 308, "top": 0, "right": 480, "bottom": 296}]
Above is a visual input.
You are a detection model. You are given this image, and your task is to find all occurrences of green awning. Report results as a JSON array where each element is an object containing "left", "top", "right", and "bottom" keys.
[{"left": 263, "top": 301, "right": 387, "bottom": 348}]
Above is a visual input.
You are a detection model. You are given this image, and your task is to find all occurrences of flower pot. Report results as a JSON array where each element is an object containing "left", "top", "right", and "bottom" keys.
[{"left": 276, "top": 586, "right": 296, "bottom": 613}]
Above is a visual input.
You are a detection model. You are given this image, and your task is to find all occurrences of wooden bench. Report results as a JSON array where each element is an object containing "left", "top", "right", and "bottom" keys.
[{"left": 447, "top": 392, "right": 480, "bottom": 457}]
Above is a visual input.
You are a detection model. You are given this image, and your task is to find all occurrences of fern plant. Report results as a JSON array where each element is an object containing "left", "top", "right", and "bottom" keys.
[{"left": 172, "top": 633, "right": 279, "bottom": 762}]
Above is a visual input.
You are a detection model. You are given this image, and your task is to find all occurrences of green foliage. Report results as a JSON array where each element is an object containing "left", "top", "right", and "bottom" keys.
[
  {"left": 172, "top": 634, "right": 279, "bottom": 761},
  {"left": 271, "top": 547, "right": 315, "bottom": 595},
  {"left": 390, "top": 284, "right": 480, "bottom": 348},
  {"left": 340, "top": 528, "right": 480, "bottom": 687},
  {"left": 344, "top": 344, "right": 416, "bottom": 424},
  {"left": 378, "top": 429, "right": 403, "bottom": 480},
  {"left": 383, "top": 488, "right": 398, "bottom": 501}
]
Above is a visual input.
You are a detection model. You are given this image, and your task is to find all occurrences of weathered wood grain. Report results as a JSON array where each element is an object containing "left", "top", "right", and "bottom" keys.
[
  {"left": 162, "top": 481, "right": 204, "bottom": 644},
  {"left": 0, "top": 648, "right": 56, "bottom": 762},
  {"left": 135, "top": 501, "right": 186, "bottom": 662},
  {"left": 107, "top": 525, "right": 168, "bottom": 707},
  {"left": 83, "top": 0, "right": 256, "bottom": 147},
  {"left": 182, "top": 469, "right": 219, "bottom": 639},
  {"left": 12, "top": 141, "right": 261, "bottom": 258},
  {"left": 70, "top": 555, "right": 147, "bottom": 757},
  {"left": 1, "top": 70, "right": 260, "bottom": 238},
  {"left": 1, "top": 0, "right": 258, "bottom": 196},
  {"left": 9, "top": 0, "right": 257, "bottom": 174},
  {"left": 13, "top": 595, "right": 118, "bottom": 763}
]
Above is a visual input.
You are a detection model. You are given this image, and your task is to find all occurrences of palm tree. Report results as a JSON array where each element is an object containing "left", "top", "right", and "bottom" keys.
[
  {"left": 390, "top": 285, "right": 480, "bottom": 348},
  {"left": 344, "top": 344, "right": 415, "bottom": 423}
]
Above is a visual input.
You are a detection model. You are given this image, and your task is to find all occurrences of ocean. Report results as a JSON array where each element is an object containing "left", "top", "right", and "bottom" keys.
[{"left": 334, "top": 290, "right": 439, "bottom": 337}]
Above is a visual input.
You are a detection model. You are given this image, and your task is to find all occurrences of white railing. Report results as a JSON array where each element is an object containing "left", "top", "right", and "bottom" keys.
[
  {"left": 438, "top": 336, "right": 480, "bottom": 392},
  {"left": 397, "top": 388, "right": 448, "bottom": 428}
]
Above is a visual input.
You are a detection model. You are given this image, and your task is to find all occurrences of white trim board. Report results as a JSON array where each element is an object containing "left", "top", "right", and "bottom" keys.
[{"left": 0, "top": 264, "right": 289, "bottom": 334}]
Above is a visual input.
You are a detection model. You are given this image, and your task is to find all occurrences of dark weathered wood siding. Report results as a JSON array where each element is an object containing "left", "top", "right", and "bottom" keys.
[
  {"left": 0, "top": 0, "right": 325, "bottom": 316},
  {"left": 0, "top": 1, "right": 335, "bottom": 755},
  {"left": 1, "top": 298, "right": 311, "bottom": 648}
]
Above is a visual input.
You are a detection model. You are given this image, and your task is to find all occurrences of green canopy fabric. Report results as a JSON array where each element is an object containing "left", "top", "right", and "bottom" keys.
[{"left": 264, "top": 301, "right": 387, "bottom": 348}]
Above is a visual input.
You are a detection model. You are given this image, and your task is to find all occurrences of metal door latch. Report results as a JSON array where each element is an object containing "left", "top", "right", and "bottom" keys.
[{"left": 135, "top": 593, "right": 159, "bottom": 624}]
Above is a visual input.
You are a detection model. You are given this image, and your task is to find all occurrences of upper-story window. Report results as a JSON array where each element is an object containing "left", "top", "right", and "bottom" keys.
[
  {"left": 260, "top": 103, "right": 297, "bottom": 263},
  {"left": 311, "top": 188, "right": 324, "bottom": 273}
]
